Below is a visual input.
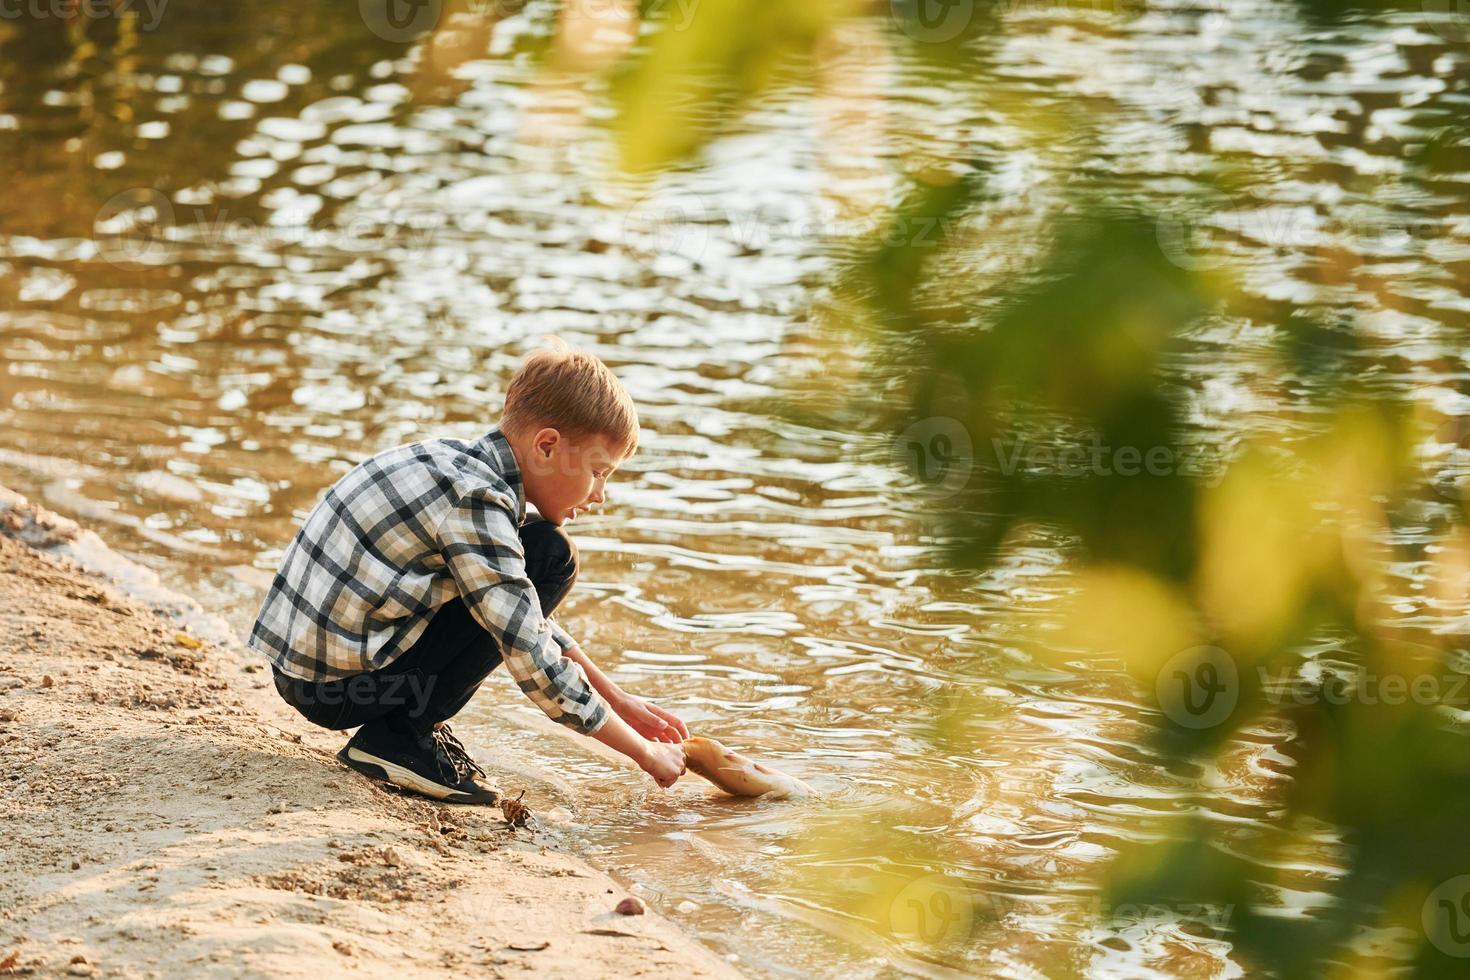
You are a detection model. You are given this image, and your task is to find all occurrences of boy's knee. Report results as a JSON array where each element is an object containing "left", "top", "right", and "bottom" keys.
[{"left": 521, "top": 519, "right": 578, "bottom": 573}]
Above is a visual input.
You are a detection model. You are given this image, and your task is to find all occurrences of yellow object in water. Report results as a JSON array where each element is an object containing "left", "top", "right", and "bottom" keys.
[{"left": 681, "top": 736, "right": 814, "bottom": 799}]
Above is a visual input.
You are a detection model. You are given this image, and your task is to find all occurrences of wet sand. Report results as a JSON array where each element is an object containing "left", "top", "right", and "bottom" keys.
[{"left": 0, "top": 486, "right": 739, "bottom": 979}]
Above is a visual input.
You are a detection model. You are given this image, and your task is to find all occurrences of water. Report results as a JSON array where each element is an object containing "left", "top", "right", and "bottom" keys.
[{"left": 1, "top": 1, "right": 1468, "bottom": 975}]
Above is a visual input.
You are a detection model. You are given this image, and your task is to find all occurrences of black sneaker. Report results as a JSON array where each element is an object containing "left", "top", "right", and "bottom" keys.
[{"left": 337, "top": 721, "right": 501, "bottom": 805}]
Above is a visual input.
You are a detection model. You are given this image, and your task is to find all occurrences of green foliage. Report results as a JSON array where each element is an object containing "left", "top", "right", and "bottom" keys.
[
  {"left": 612, "top": 0, "right": 848, "bottom": 172},
  {"left": 832, "top": 189, "right": 1470, "bottom": 975},
  {"left": 812, "top": 40, "right": 1469, "bottom": 973}
]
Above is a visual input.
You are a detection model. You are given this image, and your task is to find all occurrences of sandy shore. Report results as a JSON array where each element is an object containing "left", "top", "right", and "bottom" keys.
[{"left": 0, "top": 487, "right": 740, "bottom": 979}]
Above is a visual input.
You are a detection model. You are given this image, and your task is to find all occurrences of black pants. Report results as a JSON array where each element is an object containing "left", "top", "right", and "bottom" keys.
[{"left": 272, "top": 517, "right": 578, "bottom": 738}]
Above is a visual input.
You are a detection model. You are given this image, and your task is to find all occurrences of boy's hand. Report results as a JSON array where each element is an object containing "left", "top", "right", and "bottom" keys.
[
  {"left": 639, "top": 741, "right": 686, "bottom": 788},
  {"left": 588, "top": 704, "right": 686, "bottom": 785},
  {"left": 616, "top": 694, "right": 690, "bottom": 744}
]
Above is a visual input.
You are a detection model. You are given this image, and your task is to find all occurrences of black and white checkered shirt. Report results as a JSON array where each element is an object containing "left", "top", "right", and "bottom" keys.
[{"left": 248, "top": 427, "right": 609, "bottom": 735}]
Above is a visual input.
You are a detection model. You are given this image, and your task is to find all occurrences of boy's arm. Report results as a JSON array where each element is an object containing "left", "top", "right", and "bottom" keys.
[
  {"left": 547, "top": 620, "right": 623, "bottom": 704},
  {"left": 549, "top": 621, "right": 690, "bottom": 744},
  {"left": 540, "top": 633, "right": 688, "bottom": 778},
  {"left": 435, "top": 488, "right": 685, "bottom": 784},
  {"left": 588, "top": 711, "right": 685, "bottom": 787},
  {"left": 437, "top": 488, "right": 610, "bottom": 735}
]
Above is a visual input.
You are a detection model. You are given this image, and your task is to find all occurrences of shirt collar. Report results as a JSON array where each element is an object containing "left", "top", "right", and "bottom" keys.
[{"left": 475, "top": 426, "right": 527, "bottom": 525}]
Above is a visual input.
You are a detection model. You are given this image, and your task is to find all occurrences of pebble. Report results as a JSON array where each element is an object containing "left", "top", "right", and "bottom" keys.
[
  {"left": 41, "top": 675, "right": 55, "bottom": 688},
  {"left": 614, "top": 896, "right": 646, "bottom": 916}
]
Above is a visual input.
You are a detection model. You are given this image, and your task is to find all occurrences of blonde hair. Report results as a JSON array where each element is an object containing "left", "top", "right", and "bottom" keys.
[{"left": 501, "top": 337, "right": 639, "bottom": 456}]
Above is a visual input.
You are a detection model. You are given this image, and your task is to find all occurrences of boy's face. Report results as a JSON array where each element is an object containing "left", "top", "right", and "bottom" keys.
[{"left": 518, "top": 427, "right": 628, "bottom": 526}]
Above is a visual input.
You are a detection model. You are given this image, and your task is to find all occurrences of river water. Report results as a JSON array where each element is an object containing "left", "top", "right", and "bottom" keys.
[{"left": 2, "top": 1, "right": 1468, "bottom": 976}]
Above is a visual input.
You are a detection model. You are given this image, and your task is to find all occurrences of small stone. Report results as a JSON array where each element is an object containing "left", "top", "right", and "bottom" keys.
[
  {"left": 326, "top": 838, "right": 342, "bottom": 849},
  {"left": 382, "top": 847, "right": 403, "bottom": 867},
  {"left": 614, "top": 896, "right": 646, "bottom": 916},
  {"left": 71, "top": 858, "right": 82, "bottom": 870},
  {"left": 41, "top": 675, "right": 55, "bottom": 688}
]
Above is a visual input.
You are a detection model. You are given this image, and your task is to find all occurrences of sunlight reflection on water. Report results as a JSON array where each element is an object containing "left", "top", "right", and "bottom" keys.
[{"left": 1, "top": 0, "right": 1468, "bottom": 975}]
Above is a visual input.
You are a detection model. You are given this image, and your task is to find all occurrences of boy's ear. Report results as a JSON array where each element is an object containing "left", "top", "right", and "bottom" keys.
[{"left": 533, "top": 427, "right": 561, "bottom": 458}]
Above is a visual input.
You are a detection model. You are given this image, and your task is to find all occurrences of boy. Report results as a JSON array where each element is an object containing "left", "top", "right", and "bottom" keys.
[{"left": 248, "top": 341, "right": 689, "bottom": 804}]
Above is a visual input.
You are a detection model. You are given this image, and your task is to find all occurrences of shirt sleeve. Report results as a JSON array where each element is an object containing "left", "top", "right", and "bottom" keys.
[
  {"left": 548, "top": 617, "right": 577, "bottom": 653},
  {"left": 434, "top": 486, "right": 609, "bottom": 735}
]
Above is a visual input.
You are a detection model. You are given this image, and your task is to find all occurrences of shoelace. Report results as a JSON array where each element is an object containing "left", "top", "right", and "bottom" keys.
[{"left": 430, "top": 724, "right": 487, "bottom": 785}]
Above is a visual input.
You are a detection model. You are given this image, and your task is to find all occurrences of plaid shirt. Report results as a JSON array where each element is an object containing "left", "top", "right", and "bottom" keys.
[{"left": 248, "top": 427, "right": 609, "bottom": 735}]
